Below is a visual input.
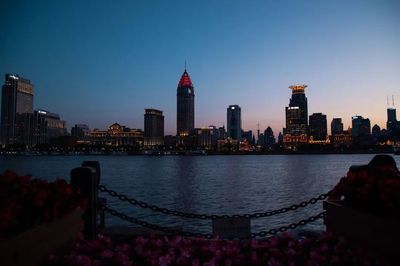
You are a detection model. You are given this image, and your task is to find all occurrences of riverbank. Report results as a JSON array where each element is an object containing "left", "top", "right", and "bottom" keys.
[{"left": 0, "top": 149, "right": 397, "bottom": 156}]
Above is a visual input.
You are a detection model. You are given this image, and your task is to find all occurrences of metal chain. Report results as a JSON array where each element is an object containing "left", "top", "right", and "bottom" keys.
[
  {"left": 251, "top": 211, "right": 326, "bottom": 238},
  {"left": 249, "top": 194, "right": 328, "bottom": 219},
  {"left": 105, "top": 206, "right": 325, "bottom": 239},
  {"left": 104, "top": 206, "right": 213, "bottom": 239},
  {"left": 98, "top": 184, "right": 328, "bottom": 220}
]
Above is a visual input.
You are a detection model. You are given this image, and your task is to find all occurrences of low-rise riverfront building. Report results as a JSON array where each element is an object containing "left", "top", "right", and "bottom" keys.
[{"left": 87, "top": 123, "right": 143, "bottom": 146}]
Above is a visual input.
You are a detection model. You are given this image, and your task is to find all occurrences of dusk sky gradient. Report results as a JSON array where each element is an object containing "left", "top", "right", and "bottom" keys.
[{"left": 1, "top": 0, "right": 399, "bottom": 136}]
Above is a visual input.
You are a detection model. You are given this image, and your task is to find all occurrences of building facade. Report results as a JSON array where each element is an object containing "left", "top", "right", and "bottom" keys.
[
  {"left": 386, "top": 107, "right": 400, "bottom": 141},
  {"left": 176, "top": 69, "right": 195, "bottom": 139},
  {"left": 309, "top": 113, "right": 327, "bottom": 141},
  {"left": 331, "top": 118, "right": 344, "bottom": 135},
  {"left": 1, "top": 74, "right": 33, "bottom": 146},
  {"left": 227, "top": 105, "right": 241, "bottom": 140},
  {"left": 195, "top": 127, "right": 214, "bottom": 149},
  {"left": 352, "top": 115, "right": 371, "bottom": 137},
  {"left": 387, "top": 107, "right": 396, "bottom": 130},
  {"left": 352, "top": 115, "right": 371, "bottom": 145},
  {"left": 331, "top": 128, "right": 353, "bottom": 148},
  {"left": 264, "top": 126, "right": 276, "bottom": 146},
  {"left": 71, "top": 124, "right": 90, "bottom": 140},
  {"left": 144, "top": 108, "right": 164, "bottom": 147},
  {"left": 87, "top": 123, "right": 143, "bottom": 146},
  {"left": 283, "top": 85, "right": 308, "bottom": 149},
  {"left": 37, "top": 109, "right": 67, "bottom": 141}
]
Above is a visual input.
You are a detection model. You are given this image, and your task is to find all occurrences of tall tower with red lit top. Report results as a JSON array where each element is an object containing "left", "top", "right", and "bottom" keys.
[{"left": 176, "top": 68, "right": 195, "bottom": 138}]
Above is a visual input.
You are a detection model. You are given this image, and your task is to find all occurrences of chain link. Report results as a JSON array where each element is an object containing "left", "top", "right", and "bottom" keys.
[
  {"left": 104, "top": 206, "right": 213, "bottom": 239},
  {"left": 105, "top": 206, "right": 326, "bottom": 239},
  {"left": 251, "top": 211, "right": 326, "bottom": 238},
  {"left": 98, "top": 184, "right": 328, "bottom": 220}
]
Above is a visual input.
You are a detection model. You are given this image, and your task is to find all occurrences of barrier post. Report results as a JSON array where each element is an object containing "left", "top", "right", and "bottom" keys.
[{"left": 71, "top": 166, "right": 97, "bottom": 240}]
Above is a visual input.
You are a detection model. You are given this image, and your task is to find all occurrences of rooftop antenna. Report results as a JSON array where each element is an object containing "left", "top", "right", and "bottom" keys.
[
  {"left": 387, "top": 96, "right": 389, "bottom": 107},
  {"left": 184, "top": 60, "right": 187, "bottom": 71},
  {"left": 393, "top": 95, "right": 395, "bottom": 107}
]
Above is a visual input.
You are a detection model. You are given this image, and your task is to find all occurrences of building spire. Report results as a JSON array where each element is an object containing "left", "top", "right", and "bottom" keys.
[{"left": 184, "top": 60, "right": 187, "bottom": 71}]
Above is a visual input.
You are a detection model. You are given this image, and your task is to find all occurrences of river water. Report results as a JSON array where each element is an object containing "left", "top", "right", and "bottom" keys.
[{"left": 2, "top": 154, "right": 399, "bottom": 235}]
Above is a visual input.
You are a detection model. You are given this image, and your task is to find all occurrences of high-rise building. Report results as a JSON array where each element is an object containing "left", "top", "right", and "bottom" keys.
[
  {"left": 309, "top": 113, "right": 327, "bottom": 141},
  {"left": 352, "top": 115, "right": 371, "bottom": 137},
  {"left": 195, "top": 127, "right": 213, "bottom": 149},
  {"left": 331, "top": 118, "right": 344, "bottom": 135},
  {"left": 242, "top": 130, "right": 253, "bottom": 144},
  {"left": 1, "top": 74, "right": 33, "bottom": 146},
  {"left": 387, "top": 107, "right": 396, "bottom": 129},
  {"left": 218, "top": 126, "right": 226, "bottom": 140},
  {"left": 37, "top": 109, "right": 67, "bottom": 141},
  {"left": 176, "top": 69, "right": 195, "bottom": 138},
  {"left": 71, "top": 124, "right": 90, "bottom": 140},
  {"left": 372, "top": 124, "right": 381, "bottom": 135},
  {"left": 264, "top": 126, "right": 276, "bottom": 146},
  {"left": 31, "top": 110, "right": 48, "bottom": 146},
  {"left": 283, "top": 85, "right": 308, "bottom": 148},
  {"left": 144, "top": 108, "right": 164, "bottom": 147},
  {"left": 207, "top": 125, "right": 219, "bottom": 148},
  {"left": 227, "top": 105, "right": 241, "bottom": 140}
]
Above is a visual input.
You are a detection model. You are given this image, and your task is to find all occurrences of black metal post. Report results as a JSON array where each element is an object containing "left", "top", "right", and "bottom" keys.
[
  {"left": 82, "top": 161, "right": 102, "bottom": 230},
  {"left": 98, "top": 197, "right": 107, "bottom": 229},
  {"left": 71, "top": 166, "right": 97, "bottom": 240},
  {"left": 82, "top": 161, "right": 101, "bottom": 185}
]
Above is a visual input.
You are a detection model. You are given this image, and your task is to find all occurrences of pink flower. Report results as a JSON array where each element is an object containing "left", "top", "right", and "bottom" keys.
[
  {"left": 191, "top": 259, "right": 201, "bottom": 266},
  {"left": 71, "top": 255, "right": 92, "bottom": 266},
  {"left": 115, "top": 243, "right": 131, "bottom": 253},
  {"left": 114, "top": 252, "right": 132, "bottom": 266},
  {"left": 100, "top": 249, "right": 113, "bottom": 259},
  {"left": 158, "top": 254, "right": 173, "bottom": 266}
]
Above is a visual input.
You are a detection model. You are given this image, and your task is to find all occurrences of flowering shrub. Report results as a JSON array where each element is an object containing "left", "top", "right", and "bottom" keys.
[
  {"left": 47, "top": 233, "right": 375, "bottom": 266},
  {"left": 329, "top": 166, "right": 400, "bottom": 219},
  {"left": 0, "top": 171, "right": 85, "bottom": 237}
]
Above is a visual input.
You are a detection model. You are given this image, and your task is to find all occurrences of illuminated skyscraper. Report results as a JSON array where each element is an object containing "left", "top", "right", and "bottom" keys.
[
  {"left": 1, "top": 74, "right": 33, "bottom": 146},
  {"left": 176, "top": 69, "right": 195, "bottom": 139},
  {"left": 227, "top": 105, "right": 241, "bottom": 140},
  {"left": 144, "top": 108, "right": 164, "bottom": 146},
  {"left": 283, "top": 85, "right": 308, "bottom": 148}
]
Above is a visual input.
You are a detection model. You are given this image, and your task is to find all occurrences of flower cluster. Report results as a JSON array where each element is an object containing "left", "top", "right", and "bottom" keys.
[
  {"left": 47, "top": 233, "right": 375, "bottom": 266},
  {"left": 0, "top": 171, "right": 85, "bottom": 237},
  {"left": 48, "top": 234, "right": 132, "bottom": 266},
  {"left": 329, "top": 165, "right": 400, "bottom": 219}
]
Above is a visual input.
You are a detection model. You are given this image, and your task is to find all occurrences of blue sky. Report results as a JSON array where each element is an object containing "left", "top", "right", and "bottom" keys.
[{"left": 1, "top": 0, "right": 399, "bottom": 135}]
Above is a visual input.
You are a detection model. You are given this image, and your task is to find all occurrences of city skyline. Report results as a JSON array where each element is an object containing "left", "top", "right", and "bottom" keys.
[{"left": 1, "top": 0, "right": 399, "bottom": 135}]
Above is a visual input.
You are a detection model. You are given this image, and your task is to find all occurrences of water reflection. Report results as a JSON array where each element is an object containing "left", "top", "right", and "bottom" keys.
[
  {"left": 1, "top": 154, "right": 399, "bottom": 232},
  {"left": 173, "top": 157, "right": 195, "bottom": 212}
]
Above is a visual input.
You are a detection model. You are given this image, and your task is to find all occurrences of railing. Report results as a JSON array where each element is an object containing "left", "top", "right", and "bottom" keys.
[{"left": 71, "top": 161, "right": 329, "bottom": 240}]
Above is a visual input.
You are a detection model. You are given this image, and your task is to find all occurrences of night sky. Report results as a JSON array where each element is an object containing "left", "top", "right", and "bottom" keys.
[{"left": 1, "top": 0, "right": 399, "bottom": 135}]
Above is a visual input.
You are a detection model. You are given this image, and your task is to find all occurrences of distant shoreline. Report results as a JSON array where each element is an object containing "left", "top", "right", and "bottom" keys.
[{"left": 0, "top": 150, "right": 396, "bottom": 156}]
